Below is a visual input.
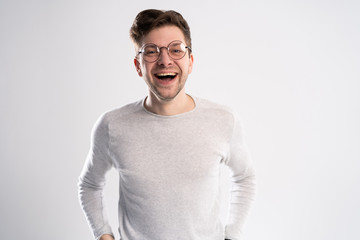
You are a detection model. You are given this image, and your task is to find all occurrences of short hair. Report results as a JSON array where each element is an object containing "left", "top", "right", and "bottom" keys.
[{"left": 130, "top": 9, "right": 192, "bottom": 49}]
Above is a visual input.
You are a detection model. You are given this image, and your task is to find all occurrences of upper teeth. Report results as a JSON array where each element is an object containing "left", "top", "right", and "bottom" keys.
[{"left": 156, "top": 73, "right": 176, "bottom": 76}]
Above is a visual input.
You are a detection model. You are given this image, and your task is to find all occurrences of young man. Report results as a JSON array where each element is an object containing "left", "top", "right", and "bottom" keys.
[{"left": 78, "top": 9, "right": 256, "bottom": 240}]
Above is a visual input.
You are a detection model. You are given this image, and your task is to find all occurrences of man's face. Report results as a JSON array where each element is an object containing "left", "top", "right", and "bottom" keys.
[{"left": 134, "top": 25, "right": 194, "bottom": 102}]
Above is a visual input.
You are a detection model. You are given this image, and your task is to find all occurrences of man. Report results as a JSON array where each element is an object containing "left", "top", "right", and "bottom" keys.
[{"left": 78, "top": 9, "right": 256, "bottom": 240}]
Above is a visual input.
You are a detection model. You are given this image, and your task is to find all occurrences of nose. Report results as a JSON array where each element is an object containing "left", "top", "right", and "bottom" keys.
[{"left": 157, "top": 47, "right": 173, "bottom": 66}]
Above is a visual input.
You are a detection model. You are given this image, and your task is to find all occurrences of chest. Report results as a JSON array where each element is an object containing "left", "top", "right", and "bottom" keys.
[{"left": 108, "top": 118, "right": 231, "bottom": 184}]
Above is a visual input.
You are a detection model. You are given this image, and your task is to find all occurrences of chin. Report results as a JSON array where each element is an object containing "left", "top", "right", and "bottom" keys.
[
  {"left": 154, "top": 88, "right": 183, "bottom": 102},
  {"left": 156, "top": 93, "right": 178, "bottom": 102}
]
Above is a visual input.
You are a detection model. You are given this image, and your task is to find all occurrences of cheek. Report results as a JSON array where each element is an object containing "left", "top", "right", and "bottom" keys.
[
  {"left": 143, "top": 68, "right": 154, "bottom": 81},
  {"left": 142, "top": 63, "right": 153, "bottom": 74},
  {"left": 184, "top": 61, "right": 193, "bottom": 75},
  {"left": 187, "top": 55, "right": 194, "bottom": 74},
  {"left": 188, "top": 63, "right": 193, "bottom": 74}
]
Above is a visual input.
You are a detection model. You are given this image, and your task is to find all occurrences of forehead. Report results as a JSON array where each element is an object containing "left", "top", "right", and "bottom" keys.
[{"left": 142, "top": 25, "right": 186, "bottom": 46}]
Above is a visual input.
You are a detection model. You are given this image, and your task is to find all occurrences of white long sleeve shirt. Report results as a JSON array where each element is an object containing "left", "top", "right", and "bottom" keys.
[{"left": 78, "top": 96, "right": 256, "bottom": 240}]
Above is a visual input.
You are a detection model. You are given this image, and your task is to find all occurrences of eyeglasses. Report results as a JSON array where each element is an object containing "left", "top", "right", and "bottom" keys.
[{"left": 137, "top": 40, "right": 192, "bottom": 63}]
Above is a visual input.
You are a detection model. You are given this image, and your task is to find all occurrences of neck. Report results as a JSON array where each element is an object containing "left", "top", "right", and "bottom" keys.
[{"left": 144, "top": 91, "right": 195, "bottom": 116}]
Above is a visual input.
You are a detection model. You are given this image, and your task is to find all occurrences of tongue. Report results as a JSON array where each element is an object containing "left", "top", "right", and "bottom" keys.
[{"left": 160, "top": 77, "right": 173, "bottom": 81}]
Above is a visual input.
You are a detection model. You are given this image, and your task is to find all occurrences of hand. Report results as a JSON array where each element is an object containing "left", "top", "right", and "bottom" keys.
[{"left": 99, "top": 234, "right": 114, "bottom": 240}]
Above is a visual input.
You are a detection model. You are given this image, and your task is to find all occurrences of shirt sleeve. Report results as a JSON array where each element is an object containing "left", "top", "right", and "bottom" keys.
[
  {"left": 224, "top": 114, "right": 256, "bottom": 240},
  {"left": 78, "top": 113, "right": 115, "bottom": 240}
]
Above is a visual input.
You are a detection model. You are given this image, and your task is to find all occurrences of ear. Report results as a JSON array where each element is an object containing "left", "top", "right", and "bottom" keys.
[
  {"left": 134, "top": 58, "right": 143, "bottom": 77},
  {"left": 188, "top": 53, "right": 194, "bottom": 74}
]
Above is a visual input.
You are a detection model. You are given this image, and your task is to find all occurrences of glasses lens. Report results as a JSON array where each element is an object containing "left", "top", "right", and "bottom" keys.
[
  {"left": 168, "top": 41, "right": 187, "bottom": 60},
  {"left": 140, "top": 41, "right": 188, "bottom": 62},
  {"left": 142, "top": 44, "right": 159, "bottom": 62}
]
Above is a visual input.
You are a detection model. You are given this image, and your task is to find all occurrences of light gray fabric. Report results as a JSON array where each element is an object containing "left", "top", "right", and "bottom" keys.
[{"left": 78, "top": 96, "right": 256, "bottom": 240}]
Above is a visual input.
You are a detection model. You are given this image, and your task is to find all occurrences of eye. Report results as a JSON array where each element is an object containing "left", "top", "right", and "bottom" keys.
[
  {"left": 144, "top": 46, "right": 158, "bottom": 56},
  {"left": 170, "top": 45, "right": 185, "bottom": 55}
]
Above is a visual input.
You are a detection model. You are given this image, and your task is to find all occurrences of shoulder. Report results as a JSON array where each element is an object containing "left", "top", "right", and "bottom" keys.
[
  {"left": 194, "top": 96, "right": 236, "bottom": 122},
  {"left": 93, "top": 99, "right": 144, "bottom": 129},
  {"left": 101, "top": 99, "right": 144, "bottom": 121}
]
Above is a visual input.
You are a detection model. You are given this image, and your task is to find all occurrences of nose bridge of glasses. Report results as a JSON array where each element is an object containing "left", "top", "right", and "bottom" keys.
[
  {"left": 157, "top": 46, "right": 172, "bottom": 60},
  {"left": 158, "top": 46, "right": 170, "bottom": 55}
]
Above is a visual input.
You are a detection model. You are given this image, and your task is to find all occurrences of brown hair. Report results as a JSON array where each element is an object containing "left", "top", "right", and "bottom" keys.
[{"left": 130, "top": 9, "right": 192, "bottom": 49}]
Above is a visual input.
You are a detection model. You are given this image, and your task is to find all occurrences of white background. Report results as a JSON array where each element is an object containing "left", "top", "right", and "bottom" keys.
[{"left": 1, "top": 0, "right": 359, "bottom": 239}]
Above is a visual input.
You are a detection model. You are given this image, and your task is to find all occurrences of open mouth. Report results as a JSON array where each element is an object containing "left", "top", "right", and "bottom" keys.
[{"left": 155, "top": 72, "right": 177, "bottom": 81}]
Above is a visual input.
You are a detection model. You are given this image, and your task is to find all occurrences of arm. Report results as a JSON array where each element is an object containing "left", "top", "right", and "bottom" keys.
[
  {"left": 78, "top": 113, "right": 115, "bottom": 240},
  {"left": 224, "top": 115, "right": 256, "bottom": 240}
]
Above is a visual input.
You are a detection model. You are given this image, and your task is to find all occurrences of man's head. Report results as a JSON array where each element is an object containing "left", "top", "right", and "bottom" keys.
[
  {"left": 130, "top": 9, "right": 192, "bottom": 50},
  {"left": 130, "top": 9, "right": 194, "bottom": 102}
]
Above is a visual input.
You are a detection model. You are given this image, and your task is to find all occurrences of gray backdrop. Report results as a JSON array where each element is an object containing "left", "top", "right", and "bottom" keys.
[{"left": 1, "top": 0, "right": 359, "bottom": 239}]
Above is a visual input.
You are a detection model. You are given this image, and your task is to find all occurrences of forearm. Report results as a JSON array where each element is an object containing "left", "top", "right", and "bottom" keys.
[
  {"left": 78, "top": 181, "right": 114, "bottom": 239},
  {"left": 225, "top": 171, "right": 256, "bottom": 239}
]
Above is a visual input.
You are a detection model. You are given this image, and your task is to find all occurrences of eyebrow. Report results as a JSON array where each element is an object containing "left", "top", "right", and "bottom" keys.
[{"left": 140, "top": 40, "right": 184, "bottom": 48}]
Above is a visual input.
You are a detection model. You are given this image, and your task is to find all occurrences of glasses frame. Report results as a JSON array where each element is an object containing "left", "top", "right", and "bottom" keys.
[{"left": 137, "top": 40, "right": 192, "bottom": 63}]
